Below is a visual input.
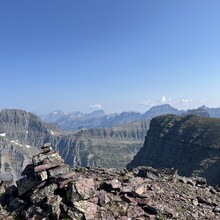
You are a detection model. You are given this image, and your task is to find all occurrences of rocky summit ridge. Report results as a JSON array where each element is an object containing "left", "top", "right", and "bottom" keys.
[{"left": 1, "top": 144, "right": 220, "bottom": 219}]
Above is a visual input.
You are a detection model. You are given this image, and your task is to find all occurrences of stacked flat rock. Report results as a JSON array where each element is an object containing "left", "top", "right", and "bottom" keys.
[
  {"left": 16, "top": 143, "right": 68, "bottom": 198},
  {"left": 1, "top": 145, "right": 220, "bottom": 219}
]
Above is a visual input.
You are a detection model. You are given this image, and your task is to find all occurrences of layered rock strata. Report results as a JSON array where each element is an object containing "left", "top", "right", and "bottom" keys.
[
  {"left": 0, "top": 109, "right": 149, "bottom": 184},
  {"left": 127, "top": 114, "right": 220, "bottom": 185}
]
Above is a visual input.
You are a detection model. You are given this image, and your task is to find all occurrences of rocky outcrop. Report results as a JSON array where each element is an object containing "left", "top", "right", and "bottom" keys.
[
  {"left": 127, "top": 114, "right": 220, "bottom": 185},
  {"left": 1, "top": 144, "right": 220, "bottom": 219},
  {"left": 182, "top": 106, "right": 210, "bottom": 117}
]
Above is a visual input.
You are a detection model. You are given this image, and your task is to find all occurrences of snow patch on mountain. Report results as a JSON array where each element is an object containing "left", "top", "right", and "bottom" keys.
[{"left": 10, "top": 140, "right": 23, "bottom": 147}]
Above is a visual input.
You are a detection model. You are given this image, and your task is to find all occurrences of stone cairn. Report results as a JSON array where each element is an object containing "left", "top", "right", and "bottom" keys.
[
  {"left": 15, "top": 143, "right": 71, "bottom": 219},
  {"left": 1, "top": 143, "right": 220, "bottom": 219}
]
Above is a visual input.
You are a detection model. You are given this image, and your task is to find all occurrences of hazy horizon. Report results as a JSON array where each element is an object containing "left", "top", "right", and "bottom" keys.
[
  {"left": 0, "top": 102, "right": 219, "bottom": 116},
  {"left": 1, "top": 1, "right": 220, "bottom": 114}
]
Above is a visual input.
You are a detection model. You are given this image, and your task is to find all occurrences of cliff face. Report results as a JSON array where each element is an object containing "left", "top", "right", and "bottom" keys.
[
  {"left": 127, "top": 114, "right": 220, "bottom": 185},
  {"left": 0, "top": 109, "right": 59, "bottom": 183},
  {"left": 57, "top": 120, "right": 149, "bottom": 168},
  {"left": 0, "top": 109, "right": 150, "bottom": 183}
]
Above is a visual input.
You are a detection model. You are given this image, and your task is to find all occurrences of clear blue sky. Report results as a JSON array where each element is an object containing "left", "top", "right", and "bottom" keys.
[{"left": 0, "top": 0, "right": 220, "bottom": 114}]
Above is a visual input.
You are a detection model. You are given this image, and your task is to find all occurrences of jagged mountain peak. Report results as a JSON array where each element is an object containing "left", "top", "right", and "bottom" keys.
[
  {"left": 42, "top": 104, "right": 183, "bottom": 130},
  {"left": 182, "top": 105, "right": 210, "bottom": 117},
  {"left": 141, "top": 104, "right": 181, "bottom": 120}
]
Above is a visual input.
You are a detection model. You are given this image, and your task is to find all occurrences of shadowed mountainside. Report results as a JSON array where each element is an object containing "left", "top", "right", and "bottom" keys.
[{"left": 127, "top": 114, "right": 220, "bottom": 185}]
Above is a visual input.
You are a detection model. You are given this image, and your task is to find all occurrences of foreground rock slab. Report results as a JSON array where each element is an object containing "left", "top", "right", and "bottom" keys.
[{"left": 0, "top": 143, "right": 220, "bottom": 219}]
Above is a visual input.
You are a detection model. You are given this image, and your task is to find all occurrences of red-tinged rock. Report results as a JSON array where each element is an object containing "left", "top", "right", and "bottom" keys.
[
  {"left": 47, "top": 164, "right": 69, "bottom": 178},
  {"left": 34, "top": 160, "right": 63, "bottom": 173},
  {"left": 98, "top": 190, "right": 110, "bottom": 206},
  {"left": 99, "top": 208, "right": 115, "bottom": 220},
  {"left": 107, "top": 192, "right": 123, "bottom": 203},
  {"left": 136, "top": 217, "right": 151, "bottom": 220},
  {"left": 134, "top": 184, "right": 145, "bottom": 196},
  {"left": 32, "top": 151, "right": 60, "bottom": 165},
  {"left": 65, "top": 182, "right": 82, "bottom": 203},
  {"left": 67, "top": 209, "right": 84, "bottom": 219},
  {"left": 117, "top": 217, "right": 130, "bottom": 220},
  {"left": 60, "top": 170, "right": 80, "bottom": 180},
  {"left": 73, "top": 200, "right": 98, "bottom": 220},
  {"left": 59, "top": 178, "right": 74, "bottom": 189},
  {"left": 136, "top": 197, "right": 151, "bottom": 206},
  {"left": 129, "top": 176, "right": 145, "bottom": 185},
  {"left": 102, "top": 178, "right": 122, "bottom": 192},
  {"left": 58, "top": 172, "right": 81, "bottom": 188},
  {"left": 30, "top": 183, "right": 57, "bottom": 204},
  {"left": 124, "top": 183, "right": 148, "bottom": 198},
  {"left": 109, "top": 178, "right": 122, "bottom": 189},
  {"left": 121, "top": 193, "right": 134, "bottom": 203},
  {"left": 121, "top": 185, "right": 134, "bottom": 193},
  {"left": 75, "top": 177, "right": 96, "bottom": 200},
  {"left": 127, "top": 205, "right": 145, "bottom": 218},
  {"left": 42, "top": 195, "right": 62, "bottom": 219},
  {"left": 103, "top": 200, "right": 128, "bottom": 218},
  {"left": 133, "top": 166, "right": 161, "bottom": 180}
]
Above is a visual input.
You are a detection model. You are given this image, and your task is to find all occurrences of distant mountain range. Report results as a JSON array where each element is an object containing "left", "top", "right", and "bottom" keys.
[
  {"left": 1, "top": 104, "right": 220, "bottom": 184},
  {"left": 41, "top": 104, "right": 180, "bottom": 130},
  {"left": 41, "top": 104, "right": 220, "bottom": 130}
]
